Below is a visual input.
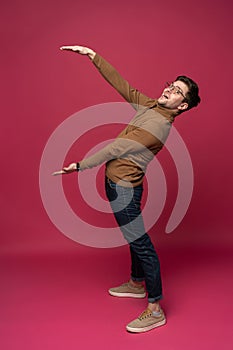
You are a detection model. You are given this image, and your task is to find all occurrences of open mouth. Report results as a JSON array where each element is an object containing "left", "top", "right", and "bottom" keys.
[{"left": 162, "top": 94, "right": 169, "bottom": 99}]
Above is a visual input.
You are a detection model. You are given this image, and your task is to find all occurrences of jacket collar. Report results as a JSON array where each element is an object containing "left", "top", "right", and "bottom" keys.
[{"left": 149, "top": 100, "right": 179, "bottom": 123}]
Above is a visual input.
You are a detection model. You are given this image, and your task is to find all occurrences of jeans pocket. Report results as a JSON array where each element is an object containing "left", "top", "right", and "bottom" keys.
[{"left": 107, "top": 178, "right": 117, "bottom": 189}]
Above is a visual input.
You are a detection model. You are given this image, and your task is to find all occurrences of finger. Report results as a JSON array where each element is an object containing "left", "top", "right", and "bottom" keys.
[
  {"left": 51, "top": 170, "right": 67, "bottom": 176},
  {"left": 60, "top": 46, "right": 80, "bottom": 51},
  {"left": 60, "top": 46, "right": 74, "bottom": 51}
]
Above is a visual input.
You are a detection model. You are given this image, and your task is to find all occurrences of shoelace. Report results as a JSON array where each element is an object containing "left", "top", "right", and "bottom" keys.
[
  {"left": 138, "top": 308, "right": 161, "bottom": 320},
  {"left": 138, "top": 309, "right": 152, "bottom": 320}
]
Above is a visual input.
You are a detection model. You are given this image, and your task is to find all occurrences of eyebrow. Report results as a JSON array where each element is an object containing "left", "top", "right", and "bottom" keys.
[{"left": 173, "top": 83, "right": 184, "bottom": 95}]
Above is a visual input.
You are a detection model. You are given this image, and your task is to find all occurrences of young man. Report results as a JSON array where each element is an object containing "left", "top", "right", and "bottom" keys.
[{"left": 58, "top": 45, "right": 201, "bottom": 333}]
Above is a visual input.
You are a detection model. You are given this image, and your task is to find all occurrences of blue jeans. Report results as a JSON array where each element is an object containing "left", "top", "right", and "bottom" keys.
[{"left": 105, "top": 177, "right": 162, "bottom": 302}]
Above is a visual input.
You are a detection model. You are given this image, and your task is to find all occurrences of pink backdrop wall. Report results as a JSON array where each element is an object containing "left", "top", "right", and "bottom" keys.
[
  {"left": 1, "top": 0, "right": 232, "bottom": 252},
  {"left": 1, "top": 1, "right": 233, "bottom": 349}
]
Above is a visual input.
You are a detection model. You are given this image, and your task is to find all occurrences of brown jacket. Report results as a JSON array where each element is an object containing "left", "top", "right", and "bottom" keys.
[{"left": 79, "top": 54, "right": 178, "bottom": 186}]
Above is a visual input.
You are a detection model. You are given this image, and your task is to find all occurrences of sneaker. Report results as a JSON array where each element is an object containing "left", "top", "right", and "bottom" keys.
[
  {"left": 108, "top": 282, "right": 146, "bottom": 298},
  {"left": 126, "top": 308, "right": 166, "bottom": 333}
]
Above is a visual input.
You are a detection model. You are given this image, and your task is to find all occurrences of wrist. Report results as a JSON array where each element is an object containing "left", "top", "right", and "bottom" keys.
[
  {"left": 76, "top": 162, "right": 80, "bottom": 171},
  {"left": 87, "top": 49, "right": 96, "bottom": 60}
]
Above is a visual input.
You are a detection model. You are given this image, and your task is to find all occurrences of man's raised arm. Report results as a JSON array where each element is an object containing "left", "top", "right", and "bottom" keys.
[{"left": 60, "top": 45, "right": 155, "bottom": 109}]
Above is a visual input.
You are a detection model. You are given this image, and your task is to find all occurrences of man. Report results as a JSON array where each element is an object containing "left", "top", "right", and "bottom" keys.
[{"left": 57, "top": 45, "right": 201, "bottom": 333}]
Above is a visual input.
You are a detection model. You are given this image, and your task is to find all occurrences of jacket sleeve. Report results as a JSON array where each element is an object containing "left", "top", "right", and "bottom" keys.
[
  {"left": 79, "top": 127, "right": 162, "bottom": 171},
  {"left": 92, "top": 54, "right": 156, "bottom": 110}
]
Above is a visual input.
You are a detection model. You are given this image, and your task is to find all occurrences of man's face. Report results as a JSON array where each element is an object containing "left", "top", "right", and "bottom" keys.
[{"left": 158, "top": 80, "right": 189, "bottom": 111}]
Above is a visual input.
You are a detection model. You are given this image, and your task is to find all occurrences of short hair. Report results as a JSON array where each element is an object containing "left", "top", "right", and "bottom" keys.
[{"left": 175, "top": 75, "right": 201, "bottom": 111}]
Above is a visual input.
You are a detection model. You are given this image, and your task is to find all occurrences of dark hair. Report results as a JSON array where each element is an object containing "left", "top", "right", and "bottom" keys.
[{"left": 175, "top": 75, "right": 201, "bottom": 112}]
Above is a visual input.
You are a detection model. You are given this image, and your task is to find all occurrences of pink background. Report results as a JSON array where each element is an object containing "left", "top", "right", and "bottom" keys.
[{"left": 1, "top": 0, "right": 232, "bottom": 349}]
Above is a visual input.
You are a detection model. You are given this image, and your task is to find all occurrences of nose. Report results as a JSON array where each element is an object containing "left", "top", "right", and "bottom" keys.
[{"left": 163, "top": 87, "right": 171, "bottom": 95}]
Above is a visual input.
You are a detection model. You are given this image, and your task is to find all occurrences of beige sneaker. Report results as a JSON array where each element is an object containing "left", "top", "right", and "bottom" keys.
[
  {"left": 126, "top": 308, "right": 166, "bottom": 333},
  {"left": 108, "top": 282, "right": 146, "bottom": 298}
]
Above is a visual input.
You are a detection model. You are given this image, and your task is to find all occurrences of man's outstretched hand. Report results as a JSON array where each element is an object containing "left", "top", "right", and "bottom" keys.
[
  {"left": 60, "top": 45, "right": 96, "bottom": 60},
  {"left": 62, "top": 162, "right": 78, "bottom": 173},
  {"left": 52, "top": 163, "right": 78, "bottom": 176}
]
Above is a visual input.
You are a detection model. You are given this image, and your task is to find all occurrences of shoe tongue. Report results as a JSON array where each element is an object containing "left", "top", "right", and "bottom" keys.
[{"left": 138, "top": 308, "right": 152, "bottom": 320}]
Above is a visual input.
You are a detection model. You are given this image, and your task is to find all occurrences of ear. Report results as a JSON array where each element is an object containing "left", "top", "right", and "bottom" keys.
[{"left": 177, "top": 102, "right": 188, "bottom": 111}]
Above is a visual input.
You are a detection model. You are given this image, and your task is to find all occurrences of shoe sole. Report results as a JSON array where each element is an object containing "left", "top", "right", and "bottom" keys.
[
  {"left": 126, "top": 319, "right": 166, "bottom": 333},
  {"left": 108, "top": 290, "right": 146, "bottom": 298}
]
